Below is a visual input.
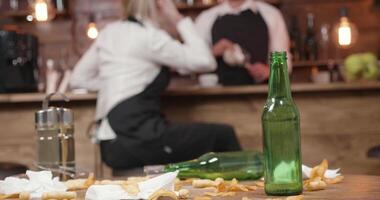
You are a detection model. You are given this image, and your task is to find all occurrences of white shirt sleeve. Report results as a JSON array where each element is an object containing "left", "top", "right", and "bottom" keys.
[
  {"left": 70, "top": 41, "right": 101, "bottom": 91},
  {"left": 259, "top": 2, "right": 293, "bottom": 72},
  {"left": 145, "top": 17, "right": 217, "bottom": 74},
  {"left": 195, "top": 11, "right": 216, "bottom": 46}
]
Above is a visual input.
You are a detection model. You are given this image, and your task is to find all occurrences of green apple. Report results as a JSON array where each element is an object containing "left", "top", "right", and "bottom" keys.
[
  {"left": 361, "top": 53, "right": 379, "bottom": 80},
  {"left": 363, "top": 62, "right": 379, "bottom": 80},
  {"left": 344, "top": 54, "right": 365, "bottom": 78},
  {"left": 361, "top": 52, "right": 378, "bottom": 64}
]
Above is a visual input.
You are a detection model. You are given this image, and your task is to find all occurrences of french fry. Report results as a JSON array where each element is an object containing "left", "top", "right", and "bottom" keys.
[
  {"left": 41, "top": 191, "right": 77, "bottom": 200},
  {"left": 192, "top": 179, "right": 216, "bottom": 188},
  {"left": 193, "top": 196, "right": 211, "bottom": 200},
  {"left": 242, "top": 197, "right": 252, "bottom": 200},
  {"left": 0, "top": 193, "right": 19, "bottom": 200},
  {"left": 65, "top": 172, "right": 96, "bottom": 191},
  {"left": 148, "top": 189, "right": 178, "bottom": 200}
]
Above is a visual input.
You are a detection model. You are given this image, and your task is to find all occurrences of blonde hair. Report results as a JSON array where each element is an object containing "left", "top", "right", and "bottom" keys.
[{"left": 122, "top": 0, "right": 156, "bottom": 20}]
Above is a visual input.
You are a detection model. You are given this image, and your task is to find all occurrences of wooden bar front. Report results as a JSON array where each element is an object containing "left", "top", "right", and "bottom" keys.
[{"left": 0, "top": 82, "right": 379, "bottom": 175}]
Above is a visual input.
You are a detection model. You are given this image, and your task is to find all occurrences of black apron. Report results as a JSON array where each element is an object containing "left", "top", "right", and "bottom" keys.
[
  {"left": 100, "top": 18, "right": 241, "bottom": 170},
  {"left": 212, "top": 9, "right": 269, "bottom": 85}
]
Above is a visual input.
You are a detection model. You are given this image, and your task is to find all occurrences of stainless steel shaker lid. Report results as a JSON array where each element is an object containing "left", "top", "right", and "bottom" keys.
[
  {"left": 57, "top": 107, "right": 73, "bottom": 125},
  {"left": 35, "top": 93, "right": 72, "bottom": 126}
]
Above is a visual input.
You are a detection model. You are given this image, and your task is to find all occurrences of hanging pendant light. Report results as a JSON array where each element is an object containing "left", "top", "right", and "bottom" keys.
[
  {"left": 31, "top": 0, "right": 56, "bottom": 22},
  {"left": 332, "top": 7, "right": 359, "bottom": 49},
  {"left": 86, "top": 14, "right": 99, "bottom": 39}
]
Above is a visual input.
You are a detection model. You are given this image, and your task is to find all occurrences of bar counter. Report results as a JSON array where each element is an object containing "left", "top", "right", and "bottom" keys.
[
  {"left": 1, "top": 81, "right": 380, "bottom": 102},
  {"left": 0, "top": 81, "right": 380, "bottom": 176}
]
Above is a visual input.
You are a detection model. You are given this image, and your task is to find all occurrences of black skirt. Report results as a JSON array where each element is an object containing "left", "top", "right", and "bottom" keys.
[{"left": 100, "top": 68, "right": 241, "bottom": 169}]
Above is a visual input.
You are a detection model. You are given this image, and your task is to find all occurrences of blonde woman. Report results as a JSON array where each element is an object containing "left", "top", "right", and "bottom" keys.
[{"left": 71, "top": 0, "right": 241, "bottom": 170}]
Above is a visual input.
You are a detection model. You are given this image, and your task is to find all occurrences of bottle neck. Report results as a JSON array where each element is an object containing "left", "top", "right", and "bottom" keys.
[{"left": 268, "top": 55, "right": 292, "bottom": 100}]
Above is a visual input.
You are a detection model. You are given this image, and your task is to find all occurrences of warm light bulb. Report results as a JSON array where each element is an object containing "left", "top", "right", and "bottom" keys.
[
  {"left": 35, "top": 0, "right": 48, "bottom": 21},
  {"left": 338, "top": 18, "right": 352, "bottom": 46},
  {"left": 87, "top": 23, "right": 99, "bottom": 39}
]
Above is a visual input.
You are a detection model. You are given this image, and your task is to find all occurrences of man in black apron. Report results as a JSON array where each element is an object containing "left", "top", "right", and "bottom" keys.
[{"left": 196, "top": 0, "right": 291, "bottom": 85}]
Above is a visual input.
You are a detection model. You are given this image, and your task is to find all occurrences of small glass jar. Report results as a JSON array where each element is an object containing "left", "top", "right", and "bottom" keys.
[{"left": 35, "top": 93, "right": 75, "bottom": 180}]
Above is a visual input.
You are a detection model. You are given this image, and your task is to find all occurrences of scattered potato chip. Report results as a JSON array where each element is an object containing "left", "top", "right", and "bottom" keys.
[
  {"left": 19, "top": 192, "right": 30, "bottom": 200},
  {"left": 122, "top": 184, "right": 140, "bottom": 196},
  {"left": 304, "top": 178, "right": 327, "bottom": 191},
  {"left": 286, "top": 195, "right": 304, "bottom": 200},
  {"left": 325, "top": 175, "right": 344, "bottom": 184},
  {"left": 175, "top": 178, "right": 183, "bottom": 191},
  {"left": 178, "top": 189, "right": 190, "bottom": 199},
  {"left": 192, "top": 179, "right": 216, "bottom": 188},
  {"left": 181, "top": 179, "right": 195, "bottom": 184},
  {"left": 310, "top": 159, "right": 328, "bottom": 180},
  {"left": 148, "top": 189, "right": 178, "bottom": 200},
  {"left": 245, "top": 185, "right": 258, "bottom": 191},
  {"left": 193, "top": 196, "right": 211, "bottom": 200},
  {"left": 254, "top": 181, "right": 264, "bottom": 187},
  {"left": 217, "top": 181, "right": 226, "bottom": 192}
]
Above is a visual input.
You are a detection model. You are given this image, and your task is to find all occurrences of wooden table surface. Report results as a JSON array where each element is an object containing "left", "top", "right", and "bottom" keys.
[{"left": 71, "top": 175, "right": 380, "bottom": 200}]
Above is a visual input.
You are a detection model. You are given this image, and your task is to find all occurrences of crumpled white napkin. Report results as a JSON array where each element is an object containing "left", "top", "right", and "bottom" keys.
[
  {"left": 85, "top": 171, "right": 178, "bottom": 200},
  {"left": 223, "top": 44, "right": 246, "bottom": 66},
  {"left": 0, "top": 170, "right": 67, "bottom": 199},
  {"left": 302, "top": 164, "right": 341, "bottom": 179}
]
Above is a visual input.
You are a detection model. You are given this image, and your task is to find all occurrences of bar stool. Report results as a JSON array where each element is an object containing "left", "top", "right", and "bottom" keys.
[{"left": 0, "top": 162, "right": 28, "bottom": 179}]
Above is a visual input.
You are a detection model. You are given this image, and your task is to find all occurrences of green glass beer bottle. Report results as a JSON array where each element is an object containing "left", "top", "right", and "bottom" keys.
[
  {"left": 262, "top": 51, "right": 303, "bottom": 195},
  {"left": 164, "top": 151, "right": 264, "bottom": 180}
]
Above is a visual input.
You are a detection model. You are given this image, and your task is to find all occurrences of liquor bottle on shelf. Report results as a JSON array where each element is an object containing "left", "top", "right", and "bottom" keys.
[
  {"left": 304, "top": 13, "right": 318, "bottom": 60},
  {"left": 289, "top": 16, "right": 302, "bottom": 61},
  {"left": 262, "top": 52, "right": 303, "bottom": 196},
  {"left": 163, "top": 151, "right": 264, "bottom": 180}
]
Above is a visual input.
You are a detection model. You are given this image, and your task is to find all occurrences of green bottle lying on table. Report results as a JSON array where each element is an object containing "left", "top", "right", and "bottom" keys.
[
  {"left": 262, "top": 51, "right": 303, "bottom": 196},
  {"left": 164, "top": 151, "right": 264, "bottom": 180}
]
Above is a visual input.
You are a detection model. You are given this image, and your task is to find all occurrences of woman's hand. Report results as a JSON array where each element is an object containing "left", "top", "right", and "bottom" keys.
[
  {"left": 156, "top": 0, "right": 183, "bottom": 25},
  {"left": 246, "top": 62, "right": 270, "bottom": 83},
  {"left": 212, "top": 39, "right": 235, "bottom": 57}
]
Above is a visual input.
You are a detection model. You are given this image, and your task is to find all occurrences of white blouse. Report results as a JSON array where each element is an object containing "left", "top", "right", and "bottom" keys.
[{"left": 70, "top": 18, "right": 216, "bottom": 140}]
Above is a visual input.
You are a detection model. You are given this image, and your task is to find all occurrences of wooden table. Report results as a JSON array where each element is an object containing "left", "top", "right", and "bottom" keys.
[
  {"left": 187, "top": 175, "right": 380, "bottom": 200},
  {"left": 71, "top": 175, "right": 380, "bottom": 200}
]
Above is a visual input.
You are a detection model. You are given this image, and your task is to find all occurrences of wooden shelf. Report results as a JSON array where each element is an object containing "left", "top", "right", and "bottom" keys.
[
  {"left": 293, "top": 60, "right": 343, "bottom": 68},
  {"left": 0, "top": 10, "right": 67, "bottom": 18}
]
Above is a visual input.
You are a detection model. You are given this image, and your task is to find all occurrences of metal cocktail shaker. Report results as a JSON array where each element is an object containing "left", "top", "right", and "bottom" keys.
[{"left": 35, "top": 92, "right": 75, "bottom": 180}]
